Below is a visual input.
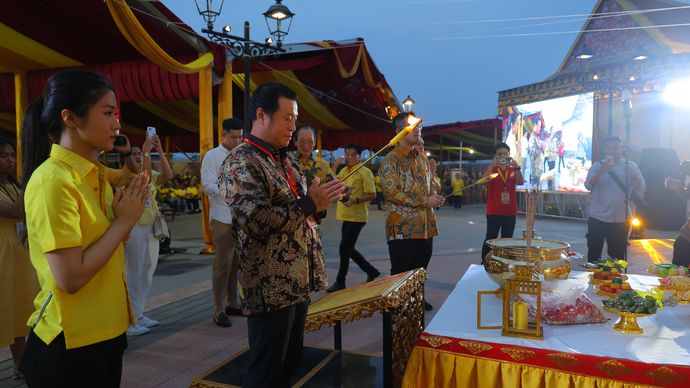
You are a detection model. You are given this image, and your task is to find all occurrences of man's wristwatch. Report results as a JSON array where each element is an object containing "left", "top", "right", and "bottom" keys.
[
  {"left": 355, "top": 197, "right": 360, "bottom": 204},
  {"left": 143, "top": 152, "right": 151, "bottom": 158}
]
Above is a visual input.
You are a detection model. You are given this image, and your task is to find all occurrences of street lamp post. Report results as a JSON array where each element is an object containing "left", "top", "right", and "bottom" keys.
[
  {"left": 196, "top": 0, "right": 295, "bottom": 132},
  {"left": 402, "top": 95, "right": 415, "bottom": 113}
]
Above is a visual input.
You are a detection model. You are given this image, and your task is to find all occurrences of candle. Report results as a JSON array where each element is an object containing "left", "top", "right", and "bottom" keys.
[
  {"left": 445, "top": 173, "right": 499, "bottom": 197},
  {"left": 512, "top": 300, "right": 528, "bottom": 330},
  {"left": 340, "top": 115, "right": 423, "bottom": 181}
]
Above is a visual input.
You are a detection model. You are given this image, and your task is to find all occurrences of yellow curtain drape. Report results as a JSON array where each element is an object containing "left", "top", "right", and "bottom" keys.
[
  {"left": 105, "top": 0, "right": 213, "bottom": 74},
  {"left": 314, "top": 41, "right": 364, "bottom": 79},
  {"left": 270, "top": 70, "right": 349, "bottom": 130},
  {"left": 403, "top": 347, "right": 653, "bottom": 388},
  {"left": 135, "top": 100, "right": 201, "bottom": 133},
  {"left": 218, "top": 65, "right": 234, "bottom": 142},
  {"left": 0, "top": 23, "right": 83, "bottom": 72},
  {"left": 314, "top": 41, "right": 388, "bottom": 94}
]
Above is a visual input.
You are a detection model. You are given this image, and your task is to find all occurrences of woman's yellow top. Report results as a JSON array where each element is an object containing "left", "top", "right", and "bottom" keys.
[{"left": 24, "top": 145, "right": 134, "bottom": 349}]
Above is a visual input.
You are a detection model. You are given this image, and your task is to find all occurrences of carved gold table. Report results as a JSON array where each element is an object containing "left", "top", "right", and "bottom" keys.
[{"left": 305, "top": 268, "right": 427, "bottom": 388}]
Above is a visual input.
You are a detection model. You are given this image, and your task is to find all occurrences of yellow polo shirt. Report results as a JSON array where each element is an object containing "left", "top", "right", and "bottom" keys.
[
  {"left": 137, "top": 171, "right": 160, "bottom": 226},
  {"left": 452, "top": 179, "right": 464, "bottom": 196},
  {"left": 336, "top": 165, "right": 375, "bottom": 223},
  {"left": 25, "top": 144, "right": 134, "bottom": 349}
]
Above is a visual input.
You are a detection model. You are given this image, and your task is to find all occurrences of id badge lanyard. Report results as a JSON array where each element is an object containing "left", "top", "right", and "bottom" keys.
[{"left": 497, "top": 168, "right": 510, "bottom": 205}]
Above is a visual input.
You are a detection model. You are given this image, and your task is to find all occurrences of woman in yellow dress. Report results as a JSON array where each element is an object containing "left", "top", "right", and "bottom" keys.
[{"left": 0, "top": 138, "right": 38, "bottom": 380}]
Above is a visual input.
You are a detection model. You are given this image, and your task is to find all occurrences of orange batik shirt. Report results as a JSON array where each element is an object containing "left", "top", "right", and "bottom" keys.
[{"left": 380, "top": 144, "right": 439, "bottom": 241}]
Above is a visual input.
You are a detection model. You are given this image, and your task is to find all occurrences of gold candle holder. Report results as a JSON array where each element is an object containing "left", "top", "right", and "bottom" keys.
[{"left": 477, "top": 265, "right": 543, "bottom": 340}]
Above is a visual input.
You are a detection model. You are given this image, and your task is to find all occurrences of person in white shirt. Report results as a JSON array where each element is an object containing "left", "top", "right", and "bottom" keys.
[
  {"left": 584, "top": 136, "right": 645, "bottom": 262},
  {"left": 201, "top": 118, "right": 243, "bottom": 327}
]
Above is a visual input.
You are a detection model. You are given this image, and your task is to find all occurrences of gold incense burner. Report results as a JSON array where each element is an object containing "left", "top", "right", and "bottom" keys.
[{"left": 484, "top": 238, "right": 571, "bottom": 288}]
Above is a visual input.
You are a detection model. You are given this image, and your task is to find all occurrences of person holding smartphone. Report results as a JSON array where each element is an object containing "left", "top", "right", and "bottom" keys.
[
  {"left": 124, "top": 134, "right": 173, "bottom": 335},
  {"left": 18, "top": 70, "right": 149, "bottom": 387},
  {"left": 481, "top": 143, "right": 524, "bottom": 263}
]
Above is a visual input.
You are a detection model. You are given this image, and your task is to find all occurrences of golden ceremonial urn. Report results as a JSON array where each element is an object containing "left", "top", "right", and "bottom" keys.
[{"left": 484, "top": 238, "right": 571, "bottom": 287}]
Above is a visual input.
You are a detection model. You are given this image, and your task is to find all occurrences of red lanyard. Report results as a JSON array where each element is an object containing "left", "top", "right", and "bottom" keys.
[{"left": 244, "top": 138, "right": 299, "bottom": 199}]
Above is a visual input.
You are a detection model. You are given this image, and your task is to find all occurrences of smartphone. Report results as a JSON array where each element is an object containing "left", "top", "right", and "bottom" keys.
[
  {"left": 114, "top": 135, "right": 127, "bottom": 147},
  {"left": 147, "top": 126, "right": 156, "bottom": 139}
]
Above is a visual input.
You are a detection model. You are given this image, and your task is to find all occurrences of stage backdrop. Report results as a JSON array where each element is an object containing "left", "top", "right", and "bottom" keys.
[{"left": 501, "top": 93, "right": 594, "bottom": 192}]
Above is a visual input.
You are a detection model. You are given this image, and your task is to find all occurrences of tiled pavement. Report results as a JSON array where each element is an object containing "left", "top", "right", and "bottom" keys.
[{"left": 0, "top": 204, "right": 678, "bottom": 387}]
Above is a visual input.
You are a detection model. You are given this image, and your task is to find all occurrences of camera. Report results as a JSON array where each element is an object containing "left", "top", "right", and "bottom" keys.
[{"left": 497, "top": 157, "right": 511, "bottom": 165}]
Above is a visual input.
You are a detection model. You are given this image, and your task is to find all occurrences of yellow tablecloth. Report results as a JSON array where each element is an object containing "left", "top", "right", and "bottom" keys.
[{"left": 402, "top": 265, "right": 690, "bottom": 387}]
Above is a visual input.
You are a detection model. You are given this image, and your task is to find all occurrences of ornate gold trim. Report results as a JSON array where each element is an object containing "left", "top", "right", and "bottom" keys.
[
  {"left": 457, "top": 340, "right": 493, "bottom": 355},
  {"left": 304, "top": 268, "right": 427, "bottom": 332},
  {"left": 421, "top": 335, "right": 453, "bottom": 349},
  {"left": 305, "top": 268, "right": 427, "bottom": 388},
  {"left": 594, "top": 359, "right": 633, "bottom": 377},
  {"left": 501, "top": 347, "right": 536, "bottom": 362},
  {"left": 545, "top": 353, "right": 582, "bottom": 369},
  {"left": 645, "top": 366, "right": 687, "bottom": 385}
]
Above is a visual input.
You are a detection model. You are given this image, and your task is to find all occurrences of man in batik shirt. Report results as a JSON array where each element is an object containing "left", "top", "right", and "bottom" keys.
[
  {"left": 380, "top": 112, "right": 445, "bottom": 311},
  {"left": 219, "top": 83, "right": 345, "bottom": 388}
]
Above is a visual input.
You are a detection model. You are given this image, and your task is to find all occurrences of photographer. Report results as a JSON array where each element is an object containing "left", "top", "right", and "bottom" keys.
[
  {"left": 665, "top": 161, "right": 690, "bottom": 266},
  {"left": 481, "top": 143, "right": 524, "bottom": 263},
  {"left": 584, "top": 136, "right": 645, "bottom": 262}
]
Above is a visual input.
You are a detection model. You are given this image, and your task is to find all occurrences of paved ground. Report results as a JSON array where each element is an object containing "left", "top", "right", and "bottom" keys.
[{"left": 0, "top": 203, "right": 678, "bottom": 388}]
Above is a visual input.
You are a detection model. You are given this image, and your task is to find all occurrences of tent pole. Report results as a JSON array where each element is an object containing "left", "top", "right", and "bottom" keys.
[
  {"left": 14, "top": 72, "right": 27, "bottom": 178},
  {"left": 317, "top": 128, "right": 323, "bottom": 158},
  {"left": 243, "top": 21, "right": 251, "bottom": 133},
  {"left": 199, "top": 64, "right": 215, "bottom": 254},
  {"left": 218, "top": 64, "right": 234, "bottom": 142}
]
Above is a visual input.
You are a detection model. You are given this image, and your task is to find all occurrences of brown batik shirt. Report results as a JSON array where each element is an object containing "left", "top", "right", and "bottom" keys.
[
  {"left": 380, "top": 143, "right": 439, "bottom": 241},
  {"left": 219, "top": 134, "right": 326, "bottom": 315}
]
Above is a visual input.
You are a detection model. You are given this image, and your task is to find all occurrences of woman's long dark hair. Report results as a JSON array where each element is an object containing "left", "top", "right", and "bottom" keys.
[
  {"left": 21, "top": 70, "right": 114, "bottom": 183},
  {"left": 0, "top": 137, "right": 21, "bottom": 188}
]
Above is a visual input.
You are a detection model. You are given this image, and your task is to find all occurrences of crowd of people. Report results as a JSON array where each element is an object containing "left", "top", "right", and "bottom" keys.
[
  {"left": 158, "top": 171, "right": 201, "bottom": 215},
  {"left": 2, "top": 69, "right": 686, "bottom": 388}
]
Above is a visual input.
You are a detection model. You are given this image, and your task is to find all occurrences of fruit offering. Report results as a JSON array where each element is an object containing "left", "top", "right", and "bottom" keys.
[
  {"left": 647, "top": 264, "right": 689, "bottom": 278},
  {"left": 590, "top": 267, "right": 628, "bottom": 284},
  {"left": 675, "top": 290, "right": 690, "bottom": 304},
  {"left": 597, "top": 277, "right": 633, "bottom": 296},
  {"left": 539, "top": 295, "right": 607, "bottom": 325},
  {"left": 543, "top": 262, "right": 570, "bottom": 280},
  {"left": 602, "top": 291, "right": 660, "bottom": 314},
  {"left": 585, "top": 259, "right": 628, "bottom": 271},
  {"left": 659, "top": 276, "right": 690, "bottom": 291}
]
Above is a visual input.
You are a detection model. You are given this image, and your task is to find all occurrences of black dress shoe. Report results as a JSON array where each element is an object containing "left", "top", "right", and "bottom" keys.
[
  {"left": 424, "top": 301, "right": 433, "bottom": 311},
  {"left": 225, "top": 306, "right": 243, "bottom": 316},
  {"left": 326, "top": 280, "right": 346, "bottom": 293},
  {"left": 366, "top": 270, "right": 381, "bottom": 282},
  {"left": 213, "top": 312, "right": 232, "bottom": 327}
]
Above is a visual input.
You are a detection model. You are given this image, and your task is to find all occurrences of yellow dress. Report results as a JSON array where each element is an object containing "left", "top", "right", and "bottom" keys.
[{"left": 0, "top": 182, "right": 38, "bottom": 346}]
